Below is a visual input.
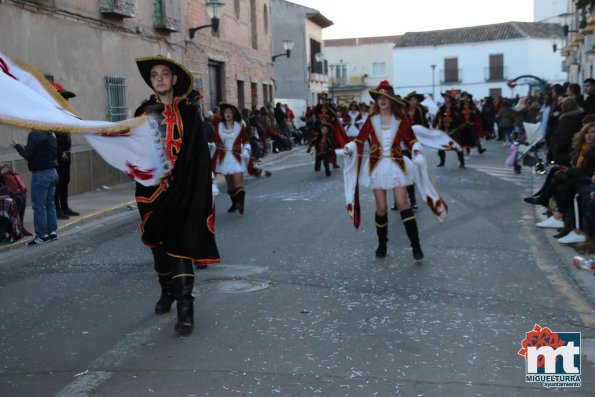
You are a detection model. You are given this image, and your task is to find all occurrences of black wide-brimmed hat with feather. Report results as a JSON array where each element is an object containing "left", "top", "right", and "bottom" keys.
[
  {"left": 219, "top": 102, "right": 243, "bottom": 123},
  {"left": 135, "top": 55, "right": 194, "bottom": 98},
  {"left": 369, "top": 80, "right": 407, "bottom": 107},
  {"left": 406, "top": 91, "right": 424, "bottom": 103},
  {"left": 51, "top": 82, "right": 76, "bottom": 99}
]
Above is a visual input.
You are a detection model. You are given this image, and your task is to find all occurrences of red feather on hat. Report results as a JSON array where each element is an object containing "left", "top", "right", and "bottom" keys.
[{"left": 376, "top": 80, "right": 390, "bottom": 89}]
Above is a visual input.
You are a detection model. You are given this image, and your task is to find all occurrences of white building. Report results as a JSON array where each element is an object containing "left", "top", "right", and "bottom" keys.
[
  {"left": 393, "top": 22, "right": 566, "bottom": 100},
  {"left": 323, "top": 36, "right": 400, "bottom": 105}
]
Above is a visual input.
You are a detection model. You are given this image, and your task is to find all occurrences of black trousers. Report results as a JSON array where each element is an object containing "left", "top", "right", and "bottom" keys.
[{"left": 55, "top": 154, "right": 71, "bottom": 210}]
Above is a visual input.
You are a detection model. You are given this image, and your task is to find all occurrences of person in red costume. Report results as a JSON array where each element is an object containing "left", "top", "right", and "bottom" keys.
[{"left": 343, "top": 81, "right": 426, "bottom": 260}]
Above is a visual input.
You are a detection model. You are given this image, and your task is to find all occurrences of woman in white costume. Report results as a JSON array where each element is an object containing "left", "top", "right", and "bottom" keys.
[
  {"left": 343, "top": 81, "right": 432, "bottom": 259},
  {"left": 212, "top": 102, "right": 251, "bottom": 214},
  {"left": 343, "top": 101, "right": 361, "bottom": 139}
]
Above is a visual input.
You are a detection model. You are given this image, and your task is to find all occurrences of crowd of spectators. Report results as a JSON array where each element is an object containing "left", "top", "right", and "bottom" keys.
[{"left": 519, "top": 78, "right": 595, "bottom": 255}]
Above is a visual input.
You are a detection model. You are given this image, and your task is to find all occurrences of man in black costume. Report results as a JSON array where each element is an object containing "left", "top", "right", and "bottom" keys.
[{"left": 134, "top": 55, "right": 219, "bottom": 335}]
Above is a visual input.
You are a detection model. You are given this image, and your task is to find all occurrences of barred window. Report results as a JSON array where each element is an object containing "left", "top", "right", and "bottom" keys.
[{"left": 105, "top": 75, "right": 128, "bottom": 121}]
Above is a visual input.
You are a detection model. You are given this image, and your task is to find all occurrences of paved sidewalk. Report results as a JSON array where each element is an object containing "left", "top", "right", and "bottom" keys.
[{"left": 1, "top": 148, "right": 295, "bottom": 250}]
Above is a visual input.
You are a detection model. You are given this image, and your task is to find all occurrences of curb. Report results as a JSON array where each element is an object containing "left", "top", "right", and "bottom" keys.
[{"left": 1, "top": 200, "right": 137, "bottom": 251}]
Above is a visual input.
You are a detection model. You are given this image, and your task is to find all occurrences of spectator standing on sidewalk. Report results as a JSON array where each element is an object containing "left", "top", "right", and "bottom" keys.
[
  {"left": 51, "top": 83, "right": 80, "bottom": 220},
  {"left": 12, "top": 130, "right": 59, "bottom": 246},
  {"left": 583, "top": 78, "right": 595, "bottom": 116},
  {"left": 134, "top": 55, "right": 219, "bottom": 335}
]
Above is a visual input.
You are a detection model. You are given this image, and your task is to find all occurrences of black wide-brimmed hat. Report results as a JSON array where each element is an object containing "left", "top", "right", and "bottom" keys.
[
  {"left": 135, "top": 55, "right": 194, "bottom": 98},
  {"left": 406, "top": 91, "right": 424, "bottom": 103},
  {"left": 219, "top": 102, "right": 243, "bottom": 123},
  {"left": 460, "top": 91, "right": 473, "bottom": 100},
  {"left": 441, "top": 91, "right": 456, "bottom": 100},
  {"left": 369, "top": 80, "right": 407, "bottom": 107},
  {"left": 52, "top": 82, "right": 76, "bottom": 99}
]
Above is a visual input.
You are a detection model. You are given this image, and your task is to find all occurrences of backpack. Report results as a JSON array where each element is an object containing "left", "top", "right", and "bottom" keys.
[{"left": 2, "top": 169, "right": 27, "bottom": 195}]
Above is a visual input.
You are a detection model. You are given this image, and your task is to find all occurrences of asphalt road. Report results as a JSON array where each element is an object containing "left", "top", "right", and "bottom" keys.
[{"left": 1, "top": 141, "right": 594, "bottom": 396}]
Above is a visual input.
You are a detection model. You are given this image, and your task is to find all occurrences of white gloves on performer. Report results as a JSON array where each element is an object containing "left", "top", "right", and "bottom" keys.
[{"left": 242, "top": 144, "right": 251, "bottom": 162}]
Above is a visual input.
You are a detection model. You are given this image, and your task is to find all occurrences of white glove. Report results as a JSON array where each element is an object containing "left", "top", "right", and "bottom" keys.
[
  {"left": 208, "top": 142, "right": 215, "bottom": 151},
  {"left": 413, "top": 152, "right": 425, "bottom": 166}
]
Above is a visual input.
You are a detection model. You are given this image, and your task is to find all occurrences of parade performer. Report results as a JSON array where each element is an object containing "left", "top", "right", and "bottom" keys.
[
  {"left": 458, "top": 91, "right": 486, "bottom": 155},
  {"left": 341, "top": 81, "right": 447, "bottom": 260},
  {"left": 307, "top": 119, "right": 334, "bottom": 176},
  {"left": 433, "top": 92, "right": 466, "bottom": 168},
  {"left": 211, "top": 102, "right": 262, "bottom": 214},
  {"left": 306, "top": 92, "right": 348, "bottom": 169},
  {"left": 356, "top": 102, "right": 369, "bottom": 129},
  {"left": 390, "top": 91, "right": 429, "bottom": 212},
  {"left": 343, "top": 100, "right": 361, "bottom": 139},
  {"left": 134, "top": 55, "right": 219, "bottom": 335}
]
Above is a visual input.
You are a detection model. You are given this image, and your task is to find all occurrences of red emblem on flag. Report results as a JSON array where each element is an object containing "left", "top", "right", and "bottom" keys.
[
  {"left": 125, "top": 161, "right": 155, "bottom": 181},
  {"left": 0, "top": 57, "right": 17, "bottom": 80}
]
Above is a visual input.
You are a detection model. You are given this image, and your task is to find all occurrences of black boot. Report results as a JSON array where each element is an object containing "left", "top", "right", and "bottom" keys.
[
  {"left": 152, "top": 247, "right": 176, "bottom": 314},
  {"left": 477, "top": 141, "right": 486, "bottom": 154},
  {"left": 227, "top": 189, "right": 237, "bottom": 213},
  {"left": 155, "top": 275, "right": 175, "bottom": 314},
  {"left": 457, "top": 151, "right": 465, "bottom": 168},
  {"left": 375, "top": 213, "right": 388, "bottom": 258},
  {"left": 407, "top": 184, "right": 417, "bottom": 210},
  {"left": 437, "top": 150, "right": 445, "bottom": 167},
  {"left": 172, "top": 259, "right": 195, "bottom": 335},
  {"left": 236, "top": 187, "right": 245, "bottom": 214},
  {"left": 401, "top": 209, "right": 424, "bottom": 260}
]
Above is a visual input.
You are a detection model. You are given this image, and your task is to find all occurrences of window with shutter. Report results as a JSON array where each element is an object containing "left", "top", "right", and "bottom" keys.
[{"left": 154, "top": 0, "right": 181, "bottom": 32}]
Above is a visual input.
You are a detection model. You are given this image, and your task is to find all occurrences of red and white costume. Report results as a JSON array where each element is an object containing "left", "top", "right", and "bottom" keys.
[
  {"left": 340, "top": 113, "right": 448, "bottom": 228},
  {"left": 212, "top": 121, "right": 251, "bottom": 175},
  {"left": 343, "top": 110, "right": 361, "bottom": 138}
]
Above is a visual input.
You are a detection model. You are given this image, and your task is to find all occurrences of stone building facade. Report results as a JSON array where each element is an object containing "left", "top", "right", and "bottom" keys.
[{"left": 0, "top": 0, "right": 274, "bottom": 193}]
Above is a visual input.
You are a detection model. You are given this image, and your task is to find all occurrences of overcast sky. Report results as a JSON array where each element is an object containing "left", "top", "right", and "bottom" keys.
[{"left": 286, "top": 0, "right": 535, "bottom": 39}]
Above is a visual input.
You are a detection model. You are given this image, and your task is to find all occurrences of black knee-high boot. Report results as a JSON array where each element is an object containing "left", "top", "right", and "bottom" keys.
[
  {"left": 457, "top": 151, "right": 465, "bottom": 168},
  {"left": 407, "top": 184, "right": 417, "bottom": 209},
  {"left": 437, "top": 150, "right": 445, "bottom": 167},
  {"left": 152, "top": 247, "right": 176, "bottom": 314},
  {"left": 172, "top": 259, "right": 195, "bottom": 335},
  {"left": 227, "top": 189, "right": 237, "bottom": 213},
  {"left": 400, "top": 209, "right": 424, "bottom": 260},
  {"left": 375, "top": 213, "right": 388, "bottom": 258},
  {"left": 236, "top": 187, "right": 245, "bottom": 214}
]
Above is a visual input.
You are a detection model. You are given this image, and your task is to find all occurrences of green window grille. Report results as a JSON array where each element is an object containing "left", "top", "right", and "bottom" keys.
[{"left": 105, "top": 76, "right": 128, "bottom": 121}]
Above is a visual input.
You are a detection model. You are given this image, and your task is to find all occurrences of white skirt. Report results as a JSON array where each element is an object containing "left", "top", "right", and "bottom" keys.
[
  {"left": 346, "top": 124, "right": 359, "bottom": 137},
  {"left": 216, "top": 153, "right": 246, "bottom": 175},
  {"left": 360, "top": 156, "right": 415, "bottom": 189}
]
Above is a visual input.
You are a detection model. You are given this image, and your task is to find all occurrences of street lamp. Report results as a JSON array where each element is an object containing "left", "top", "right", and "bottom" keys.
[
  {"left": 430, "top": 64, "right": 436, "bottom": 100},
  {"left": 189, "top": 1, "right": 225, "bottom": 39},
  {"left": 272, "top": 40, "right": 295, "bottom": 62}
]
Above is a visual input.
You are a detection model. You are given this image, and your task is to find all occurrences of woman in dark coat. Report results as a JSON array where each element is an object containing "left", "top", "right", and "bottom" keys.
[{"left": 552, "top": 97, "right": 585, "bottom": 166}]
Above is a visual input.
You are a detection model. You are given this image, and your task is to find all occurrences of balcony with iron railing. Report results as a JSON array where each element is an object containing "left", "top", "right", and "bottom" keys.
[
  {"left": 328, "top": 75, "right": 368, "bottom": 89},
  {"left": 484, "top": 66, "right": 508, "bottom": 82}
]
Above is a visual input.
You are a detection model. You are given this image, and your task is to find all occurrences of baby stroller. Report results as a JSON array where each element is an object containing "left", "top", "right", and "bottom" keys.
[{"left": 505, "top": 122, "right": 547, "bottom": 175}]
